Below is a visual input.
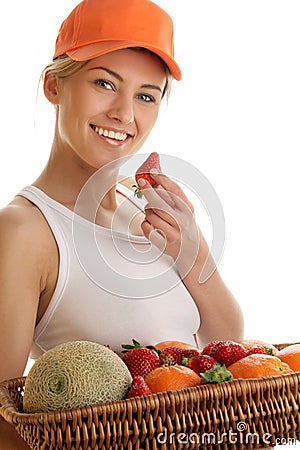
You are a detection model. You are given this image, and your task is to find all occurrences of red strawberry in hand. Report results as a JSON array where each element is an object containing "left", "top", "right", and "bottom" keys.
[
  {"left": 210, "top": 340, "right": 248, "bottom": 367},
  {"left": 127, "top": 376, "right": 152, "bottom": 398},
  {"left": 122, "top": 339, "right": 160, "bottom": 378},
  {"left": 133, "top": 152, "right": 161, "bottom": 198}
]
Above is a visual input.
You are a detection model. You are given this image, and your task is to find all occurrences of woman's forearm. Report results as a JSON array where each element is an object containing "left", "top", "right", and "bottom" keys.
[
  {"left": 180, "top": 240, "right": 244, "bottom": 347},
  {"left": 0, "top": 416, "right": 31, "bottom": 449}
]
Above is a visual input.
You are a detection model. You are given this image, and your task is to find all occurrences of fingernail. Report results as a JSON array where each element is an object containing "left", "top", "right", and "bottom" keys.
[
  {"left": 150, "top": 168, "right": 160, "bottom": 175},
  {"left": 138, "top": 178, "right": 146, "bottom": 187}
]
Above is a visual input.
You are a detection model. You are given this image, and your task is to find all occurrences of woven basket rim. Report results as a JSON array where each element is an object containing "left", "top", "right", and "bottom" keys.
[{"left": 1, "top": 370, "right": 300, "bottom": 426}]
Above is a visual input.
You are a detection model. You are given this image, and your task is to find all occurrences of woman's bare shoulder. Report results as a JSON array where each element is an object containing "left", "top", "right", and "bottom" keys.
[
  {"left": 1, "top": 195, "right": 44, "bottom": 225},
  {"left": 0, "top": 195, "right": 54, "bottom": 250}
]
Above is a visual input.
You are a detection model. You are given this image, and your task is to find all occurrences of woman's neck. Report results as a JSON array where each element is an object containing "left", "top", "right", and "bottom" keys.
[{"left": 33, "top": 144, "right": 120, "bottom": 212}]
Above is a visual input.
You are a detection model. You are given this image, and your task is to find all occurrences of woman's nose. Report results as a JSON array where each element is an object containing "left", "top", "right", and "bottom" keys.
[{"left": 107, "top": 94, "right": 134, "bottom": 125}]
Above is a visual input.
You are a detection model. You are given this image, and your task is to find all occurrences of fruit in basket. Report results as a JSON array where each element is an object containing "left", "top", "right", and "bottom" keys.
[
  {"left": 23, "top": 341, "right": 132, "bottom": 413},
  {"left": 155, "top": 340, "right": 199, "bottom": 351},
  {"left": 239, "top": 339, "right": 279, "bottom": 355},
  {"left": 201, "top": 363, "right": 233, "bottom": 384},
  {"left": 159, "top": 346, "right": 201, "bottom": 365},
  {"left": 277, "top": 344, "right": 300, "bottom": 371},
  {"left": 144, "top": 364, "right": 201, "bottom": 393},
  {"left": 201, "top": 340, "right": 221, "bottom": 356},
  {"left": 121, "top": 339, "right": 160, "bottom": 377},
  {"left": 133, "top": 152, "right": 161, "bottom": 198},
  {"left": 127, "top": 376, "right": 152, "bottom": 398},
  {"left": 244, "top": 345, "right": 268, "bottom": 356},
  {"left": 227, "top": 354, "right": 293, "bottom": 379},
  {"left": 209, "top": 340, "right": 248, "bottom": 366},
  {"left": 182, "top": 355, "right": 217, "bottom": 374}
]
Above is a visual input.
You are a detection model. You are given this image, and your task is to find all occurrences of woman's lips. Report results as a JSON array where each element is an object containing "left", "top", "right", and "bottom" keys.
[{"left": 90, "top": 124, "right": 131, "bottom": 143}]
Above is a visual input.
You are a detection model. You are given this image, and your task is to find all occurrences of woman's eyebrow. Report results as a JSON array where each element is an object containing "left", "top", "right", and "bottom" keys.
[
  {"left": 88, "top": 66, "right": 162, "bottom": 93},
  {"left": 88, "top": 66, "right": 123, "bottom": 81},
  {"left": 141, "top": 83, "right": 162, "bottom": 94}
]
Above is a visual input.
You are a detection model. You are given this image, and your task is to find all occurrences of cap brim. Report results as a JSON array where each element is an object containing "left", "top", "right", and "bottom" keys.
[{"left": 66, "top": 40, "right": 182, "bottom": 80}]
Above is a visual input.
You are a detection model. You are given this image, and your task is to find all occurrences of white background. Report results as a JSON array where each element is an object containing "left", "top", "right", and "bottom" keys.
[
  {"left": 1, "top": 1, "right": 299, "bottom": 347},
  {"left": 1, "top": 3, "right": 299, "bottom": 448}
]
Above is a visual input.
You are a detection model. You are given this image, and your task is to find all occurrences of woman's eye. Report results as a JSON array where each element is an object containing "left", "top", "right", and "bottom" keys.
[
  {"left": 137, "top": 93, "right": 156, "bottom": 103},
  {"left": 94, "top": 79, "right": 114, "bottom": 90}
]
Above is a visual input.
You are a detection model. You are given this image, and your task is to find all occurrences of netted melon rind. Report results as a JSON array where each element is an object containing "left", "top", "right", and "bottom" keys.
[{"left": 23, "top": 341, "right": 132, "bottom": 413}]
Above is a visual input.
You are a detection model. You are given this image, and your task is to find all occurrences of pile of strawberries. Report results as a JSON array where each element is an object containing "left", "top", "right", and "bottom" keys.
[{"left": 121, "top": 339, "right": 271, "bottom": 398}]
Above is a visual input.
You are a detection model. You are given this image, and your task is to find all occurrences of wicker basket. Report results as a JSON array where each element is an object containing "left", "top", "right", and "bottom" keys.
[{"left": 0, "top": 343, "right": 300, "bottom": 450}]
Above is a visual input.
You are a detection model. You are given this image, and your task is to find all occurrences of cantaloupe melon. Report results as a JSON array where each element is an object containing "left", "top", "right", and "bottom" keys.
[{"left": 23, "top": 341, "right": 132, "bottom": 413}]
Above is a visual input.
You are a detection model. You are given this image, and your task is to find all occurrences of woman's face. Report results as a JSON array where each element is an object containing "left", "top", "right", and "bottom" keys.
[{"left": 51, "top": 49, "right": 167, "bottom": 169}]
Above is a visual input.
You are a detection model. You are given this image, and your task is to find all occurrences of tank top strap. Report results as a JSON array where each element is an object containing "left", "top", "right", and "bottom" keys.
[
  {"left": 17, "top": 186, "right": 70, "bottom": 348},
  {"left": 116, "top": 182, "right": 147, "bottom": 212}
]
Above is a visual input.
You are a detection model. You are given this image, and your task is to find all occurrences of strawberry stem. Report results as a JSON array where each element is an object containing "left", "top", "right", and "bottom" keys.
[
  {"left": 121, "top": 338, "right": 143, "bottom": 353},
  {"left": 201, "top": 364, "right": 233, "bottom": 384},
  {"left": 132, "top": 184, "right": 143, "bottom": 199}
]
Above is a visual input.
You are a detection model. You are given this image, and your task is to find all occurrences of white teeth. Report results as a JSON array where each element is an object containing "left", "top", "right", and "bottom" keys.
[{"left": 94, "top": 126, "right": 127, "bottom": 141}]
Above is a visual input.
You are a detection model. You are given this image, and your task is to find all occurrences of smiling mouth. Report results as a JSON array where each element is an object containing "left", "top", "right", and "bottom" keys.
[{"left": 90, "top": 125, "right": 131, "bottom": 142}]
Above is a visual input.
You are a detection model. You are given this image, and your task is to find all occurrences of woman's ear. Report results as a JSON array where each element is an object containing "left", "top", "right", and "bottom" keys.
[{"left": 43, "top": 73, "right": 60, "bottom": 105}]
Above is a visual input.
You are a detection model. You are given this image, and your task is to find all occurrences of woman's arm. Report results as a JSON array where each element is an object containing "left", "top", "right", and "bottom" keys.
[
  {"left": 0, "top": 417, "right": 31, "bottom": 449},
  {"left": 0, "top": 204, "right": 48, "bottom": 448},
  {"left": 0, "top": 205, "right": 42, "bottom": 382},
  {"left": 138, "top": 172, "right": 244, "bottom": 346},
  {"left": 179, "top": 235, "right": 244, "bottom": 346}
]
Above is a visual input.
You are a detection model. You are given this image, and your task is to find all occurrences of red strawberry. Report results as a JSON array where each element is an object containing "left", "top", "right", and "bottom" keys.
[
  {"left": 127, "top": 376, "right": 152, "bottom": 398},
  {"left": 201, "top": 340, "right": 221, "bottom": 356},
  {"left": 183, "top": 355, "right": 217, "bottom": 375},
  {"left": 121, "top": 339, "right": 160, "bottom": 378},
  {"left": 246, "top": 345, "right": 267, "bottom": 356},
  {"left": 159, "top": 346, "right": 201, "bottom": 366},
  {"left": 210, "top": 340, "right": 248, "bottom": 366},
  {"left": 133, "top": 152, "right": 161, "bottom": 198}
]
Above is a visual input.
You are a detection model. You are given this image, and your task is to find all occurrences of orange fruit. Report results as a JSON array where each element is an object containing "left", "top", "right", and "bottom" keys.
[
  {"left": 144, "top": 365, "right": 201, "bottom": 393},
  {"left": 228, "top": 354, "right": 293, "bottom": 379},
  {"left": 277, "top": 344, "right": 300, "bottom": 372},
  {"left": 239, "top": 339, "right": 279, "bottom": 355},
  {"left": 154, "top": 340, "right": 198, "bottom": 351}
]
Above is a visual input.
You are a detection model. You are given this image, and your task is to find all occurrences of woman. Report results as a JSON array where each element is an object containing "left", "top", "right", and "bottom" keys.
[{"left": 0, "top": 0, "right": 243, "bottom": 446}]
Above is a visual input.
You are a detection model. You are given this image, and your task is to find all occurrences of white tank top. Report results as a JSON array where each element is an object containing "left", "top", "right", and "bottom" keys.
[{"left": 18, "top": 185, "right": 200, "bottom": 358}]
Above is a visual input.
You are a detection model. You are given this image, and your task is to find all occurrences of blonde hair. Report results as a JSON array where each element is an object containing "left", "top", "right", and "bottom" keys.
[
  {"left": 42, "top": 51, "right": 172, "bottom": 99},
  {"left": 42, "top": 56, "right": 88, "bottom": 80}
]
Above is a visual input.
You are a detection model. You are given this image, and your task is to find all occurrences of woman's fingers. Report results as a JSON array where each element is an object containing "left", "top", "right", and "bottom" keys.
[
  {"left": 151, "top": 184, "right": 176, "bottom": 209},
  {"left": 143, "top": 208, "right": 177, "bottom": 237},
  {"left": 137, "top": 172, "right": 198, "bottom": 263},
  {"left": 137, "top": 175, "right": 193, "bottom": 219},
  {"left": 149, "top": 170, "right": 194, "bottom": 213},
  {"left": 140, "top": 219, "right": 169, "bottom": 253}
]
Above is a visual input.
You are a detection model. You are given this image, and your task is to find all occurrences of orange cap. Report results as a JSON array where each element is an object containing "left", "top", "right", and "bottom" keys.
[{"left": 53, "top": 0, "right": 182, "bottom": 80}]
